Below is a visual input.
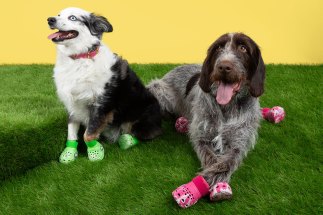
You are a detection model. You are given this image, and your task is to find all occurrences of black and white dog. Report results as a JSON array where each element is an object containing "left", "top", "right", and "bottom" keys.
[{"left": 47, "top": 7, "right": 162, "bottom": 163}]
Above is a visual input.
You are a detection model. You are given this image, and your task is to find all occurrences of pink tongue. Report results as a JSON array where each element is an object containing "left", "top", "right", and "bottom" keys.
[
  {"left": 47, "top": 32, "right": 62, "bottom": 39},
  {"left": 216, "top": 82, "right": 235, "bottom": 105}
]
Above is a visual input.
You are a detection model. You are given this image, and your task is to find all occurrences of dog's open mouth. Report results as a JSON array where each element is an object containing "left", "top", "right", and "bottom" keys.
[
  {"left": 47, "top": 30, "right": 79, "bottom": 42},
  {"left": 216, "top": 81, "right": 241, "bottom": 105}
]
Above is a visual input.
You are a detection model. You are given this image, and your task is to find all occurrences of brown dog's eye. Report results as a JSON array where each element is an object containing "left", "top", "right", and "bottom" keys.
[
  {"left": 216, "top": 45, "right": 224, "bottom": 51},
  {"left": 239, "top": 45, "right": 247, "bottom": 53}
]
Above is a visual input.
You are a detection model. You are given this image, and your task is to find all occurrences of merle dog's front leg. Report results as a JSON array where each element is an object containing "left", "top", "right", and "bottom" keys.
[
  {"left": 67, "top": 115, "right": 81, "bottom": 141},
  {"left": 84, "top": 103, "right": 114, "bottom": 142}
]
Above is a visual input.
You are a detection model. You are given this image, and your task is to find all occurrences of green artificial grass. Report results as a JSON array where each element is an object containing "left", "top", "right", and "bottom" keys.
[{"left": 0, "top": 64, "right": 322, "bottom": 214}]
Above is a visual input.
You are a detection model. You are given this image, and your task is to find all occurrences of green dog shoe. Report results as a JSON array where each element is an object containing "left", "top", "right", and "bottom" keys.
[
  {"left": 118, "top": 134, "right": 139, "bottom": 150},
  {"left": 86, "top": 140, "right": 105, "bottom": 161},
  {"left": 59, "top": 140, "right": 78, "bottom": 164}
]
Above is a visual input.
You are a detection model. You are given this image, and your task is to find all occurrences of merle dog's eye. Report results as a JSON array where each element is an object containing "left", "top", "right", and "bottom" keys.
[
  {"left": 239, "top": 45, "right": 247, "bottom": 53},
  {"left": 68, "top": 15, "right": 77, "bottom": 21}
]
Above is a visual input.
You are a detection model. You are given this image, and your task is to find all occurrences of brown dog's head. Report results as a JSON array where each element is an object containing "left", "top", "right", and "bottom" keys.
[{"left": 199, "top": 33, "right": 265, "bottom": 105}]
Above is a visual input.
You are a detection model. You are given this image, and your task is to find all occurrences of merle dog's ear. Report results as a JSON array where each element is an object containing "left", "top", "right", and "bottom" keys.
[
  {"left": 249, "top": 46, "right": 266, "bottom": 97},
  {"left": 83, "top": 13, "right": 113, "bottom": 38},
  {"left": 199, "top": 43, "right": 217, "bottom": 92}
]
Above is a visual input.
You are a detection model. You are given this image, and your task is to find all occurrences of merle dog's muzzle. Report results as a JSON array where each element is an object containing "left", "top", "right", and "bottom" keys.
[{"left": 47, "top": 17, "right": 57, "bottom": 28}]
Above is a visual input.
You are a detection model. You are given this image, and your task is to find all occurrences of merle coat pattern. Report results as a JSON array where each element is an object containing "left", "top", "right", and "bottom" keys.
[{"left": 148, "top": 33, "right": 265, "bottom": 188}]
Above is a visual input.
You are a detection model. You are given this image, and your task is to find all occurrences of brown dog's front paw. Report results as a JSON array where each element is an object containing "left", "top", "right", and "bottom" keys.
[{"left": 210, "top": 182, "right": 232, "bottom": 202}]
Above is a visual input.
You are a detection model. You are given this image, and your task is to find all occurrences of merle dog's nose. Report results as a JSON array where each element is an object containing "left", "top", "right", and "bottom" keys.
[
  {"left": 47, "top": 17, "right": 56, "bottom": 25},
  {"left": 217, "top": 61, "right": 233, "bottom": 73}
]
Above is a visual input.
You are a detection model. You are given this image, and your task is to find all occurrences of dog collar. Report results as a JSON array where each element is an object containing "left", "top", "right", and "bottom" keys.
[{"left": 70, "top": 46, "right": 99, "bottom": 60}]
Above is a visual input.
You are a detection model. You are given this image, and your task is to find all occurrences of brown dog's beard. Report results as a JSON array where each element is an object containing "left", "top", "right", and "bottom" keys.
[{"left": 210, "top": 68, "right": 242, "bottom": 85}]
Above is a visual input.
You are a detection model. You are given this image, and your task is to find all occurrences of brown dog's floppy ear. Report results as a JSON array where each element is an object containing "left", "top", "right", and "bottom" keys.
[
  {"left": 199, "top": 43, "right": 217, "bottom": 92},
  {"left": 249, "top": 47, "right": 266, "bottom": 97}
]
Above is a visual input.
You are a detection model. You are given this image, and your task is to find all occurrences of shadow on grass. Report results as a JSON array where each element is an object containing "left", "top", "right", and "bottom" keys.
[{"left": 0, "top": 116, "right": 67, "bottom": 181}]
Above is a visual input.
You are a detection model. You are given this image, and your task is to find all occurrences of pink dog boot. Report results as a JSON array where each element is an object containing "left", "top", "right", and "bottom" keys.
[
  {"left": 172, "top": 175, "right": 210, "bottom": 208},
  {"left": 267, "top": 106, "right": 285, "bottom": 123},
  {"left": 210, "top": 182, "right": 233, "bottom": 202},
  {"left": 262, "top": 106, "right": 286, "bottom": 123},
  {"left": 175, "top": 116, "right": 189, "bottom": 133},
  {"left": 261, "top": 107, "right": 271, "bottom": 119}
]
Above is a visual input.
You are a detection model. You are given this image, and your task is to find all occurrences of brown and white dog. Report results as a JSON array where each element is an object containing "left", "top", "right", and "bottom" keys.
[{"left": 148, "top": 33, "right": 265, "bottom": 205}]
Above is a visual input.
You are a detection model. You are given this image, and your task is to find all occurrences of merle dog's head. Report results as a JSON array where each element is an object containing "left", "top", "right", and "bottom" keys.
[
  {"left": 199, "top": 33, "right": 265, "bottom": 105},
  {"left": 47, "top": 7, "right": 112, "bottom": 46}
]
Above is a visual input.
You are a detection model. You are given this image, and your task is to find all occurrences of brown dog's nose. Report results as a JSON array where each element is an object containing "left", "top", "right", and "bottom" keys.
[
  {"left": 47, "top": 17, "right": 56, "bottom": 25},
  {"left": 217, "top": 61, "right": 233, "bottom": 73}
]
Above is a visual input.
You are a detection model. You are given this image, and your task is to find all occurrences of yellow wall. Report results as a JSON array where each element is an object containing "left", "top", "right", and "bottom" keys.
[{"left": 0, "top": 0, "right": 322, "bottom": 64}]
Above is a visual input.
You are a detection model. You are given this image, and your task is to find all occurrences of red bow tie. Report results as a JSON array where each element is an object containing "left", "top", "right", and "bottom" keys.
[{"left": 70, "top": 47, "right": 99, "bottom": 60}]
